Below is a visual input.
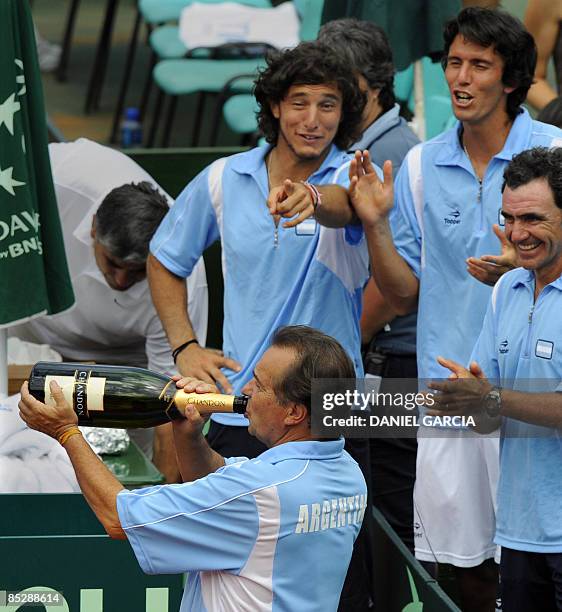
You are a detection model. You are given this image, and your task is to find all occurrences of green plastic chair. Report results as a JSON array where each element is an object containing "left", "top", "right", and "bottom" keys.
[
  {"left": 110, "top": 0, "right": 271, "bottom": 143},
  {"left": 148, "top": 0, "right": 272, "bottom": 59},
  {"left": 147, "top": 51, "right": 268, "bottom": 147},
  {"left": 223, "top": 95, "right": 259, "bottom": 136},
  {"left": 147, "top": 0, "right": 324, "bottom": 147}
]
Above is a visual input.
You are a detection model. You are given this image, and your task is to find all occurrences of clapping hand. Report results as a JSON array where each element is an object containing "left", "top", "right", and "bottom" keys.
[
  {"left": 427, "top": 357, "right": 491, "bottom": 417},
  {"left": 348, "top": 150, "right": 394, "bottom": 227}
]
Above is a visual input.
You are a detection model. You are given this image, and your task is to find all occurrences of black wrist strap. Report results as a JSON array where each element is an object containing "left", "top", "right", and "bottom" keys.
[{"left": 172, "top": 339, "right": 198, "bottom": 363}]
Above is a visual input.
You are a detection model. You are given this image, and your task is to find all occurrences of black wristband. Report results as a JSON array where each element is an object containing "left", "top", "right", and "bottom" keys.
[{"left": 172, "top": 339, "right": 199, "bottom": 363}]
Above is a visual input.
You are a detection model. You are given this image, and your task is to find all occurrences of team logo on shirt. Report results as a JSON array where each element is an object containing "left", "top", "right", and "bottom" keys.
[
  {"left": 295, "top": 219, "right": 317, "bottom": 236},
  {"left": 444, "top": 209, "right": 461, "bottom": 225},
  {"left": 294, "top": 493, "right": 367, "bottom": 534},
  {"left": 499, "top": 340, "right": 509, "bottom": 354},
  {"left": 535, "top": 339, "right": 554, "bottom": 360}
]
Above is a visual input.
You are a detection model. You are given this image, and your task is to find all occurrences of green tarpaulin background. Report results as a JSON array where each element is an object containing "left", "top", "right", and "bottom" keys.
[{"left": 0, "top": 0, "right": 74, "bottom": 328}]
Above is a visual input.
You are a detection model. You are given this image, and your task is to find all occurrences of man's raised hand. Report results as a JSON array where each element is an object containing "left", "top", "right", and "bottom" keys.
[
  {"left": 467, "top": 224, "right": 517, "bottom": 286},
  {"left": 348, "top": 150, "right": 394, "bottom": 227}
]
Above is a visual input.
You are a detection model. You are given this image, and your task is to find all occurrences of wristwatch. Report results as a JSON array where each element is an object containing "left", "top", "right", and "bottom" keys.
[{"left": 484, "top": 387, "right": 502, "bottom": 418}]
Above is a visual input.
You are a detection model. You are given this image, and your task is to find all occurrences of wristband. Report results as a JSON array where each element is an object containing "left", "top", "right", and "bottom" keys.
[
  {"left": 172, "top": 338, "right": 199, "bottom": 363},
  {"left": 301, "top": 181, "right": 322, "bottom": 211},
  {"left": 58, "top": 427, "right": 82, "bottom": 447}
]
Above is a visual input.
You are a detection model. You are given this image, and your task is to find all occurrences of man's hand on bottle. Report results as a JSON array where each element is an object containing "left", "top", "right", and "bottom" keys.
[
  {"left": 171, "top": 375, "right": 216, "bottom": 438},
  {"left": 18, "top": 380, "right": 78, "bottom": 440},
  {"left": 176, "top": 344, "right": 241, "bottom": 394},
  {"left": 348, "top": 150, "right": 394, "bottom": 228}
]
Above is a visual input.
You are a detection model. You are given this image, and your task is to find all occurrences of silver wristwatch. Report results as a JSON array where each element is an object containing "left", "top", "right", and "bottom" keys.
[{"left": 484, "top": 387, "right": 502, "bottom": 418}]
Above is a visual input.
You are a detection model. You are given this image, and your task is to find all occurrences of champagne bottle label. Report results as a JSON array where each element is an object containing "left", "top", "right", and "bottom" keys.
[
  {"left": 45, "top": 370, "right": 106, "bottom": 418},
  {"left": 173, "top": 390, "right": 237, "bottom": 413}
]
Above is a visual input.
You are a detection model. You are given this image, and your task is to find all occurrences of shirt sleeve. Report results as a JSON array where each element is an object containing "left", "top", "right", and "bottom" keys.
[
  {"left": 186, "top": 258, "right": 209, "bottom": 347},
  {"left": 117, "top": 462, "right": 260, "bottom": 575},
  {"left": 390, "top": 150, "right": 423, "bottom": 279},
  {"left": 149, "top": 165, "right": 220, "bottom": 278}
]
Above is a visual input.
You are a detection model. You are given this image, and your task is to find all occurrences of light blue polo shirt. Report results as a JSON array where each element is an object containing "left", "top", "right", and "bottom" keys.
[
  {"left": 391, "top": 109, "right": 562, "bottom": 382},
  {"left": 471, "top": 268, "right": 562, "bottom": 552},
  {"left": 117, "top": 439, "right": 367, "bottom": 612},
  {"left": 150, "top": 144, "right": 370, "bottom": 425}
]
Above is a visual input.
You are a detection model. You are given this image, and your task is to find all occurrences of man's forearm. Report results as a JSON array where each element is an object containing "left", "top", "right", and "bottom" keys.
[
  {"left": 360, "top": 277, "right": 399, "bottom": 345},
  {"left": 153, "top": 423, "right": 182, "bottom": 483},
  {"left": 147, "top": 254, "right": 197, "bottom": 347},
  {"left": 64, "top": 435, "right": 126, "bottom": 538},
  {"left": 172, "top": 425, "right": 225, "bottom": 482},
  {"left": 364, "top": 220, "right": 419, "bottom": 315},
  {"left": 314, "top": 185, "right": 356, "bottom": 228},
  {"left": 500, "top": 389, "right": 562, "bottom": 430}
]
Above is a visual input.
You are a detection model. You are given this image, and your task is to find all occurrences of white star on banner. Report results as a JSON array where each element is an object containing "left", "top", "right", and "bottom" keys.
[
  {"left": 0, "top": 166, "right": 26, "bottom": 196},
  {"left": 15, "top": 59, "right": 26, "bottom": 95},
  {"left": 0, "top": 93, "right": 21, "bottom": 136}
]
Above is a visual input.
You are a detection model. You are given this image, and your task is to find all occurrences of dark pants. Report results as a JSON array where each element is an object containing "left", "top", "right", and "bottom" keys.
[
  {"left": 501, "top": 547, "right": 562, "bottom": 612},
  {"left": 365, "top": 350, "right": 418, "bottom": 553},
  {"left": 206, "top": 420, "right": 267, "bottom": 457},
  {"left": 339, "top": 438, "right": 373, "bottom": 612}
]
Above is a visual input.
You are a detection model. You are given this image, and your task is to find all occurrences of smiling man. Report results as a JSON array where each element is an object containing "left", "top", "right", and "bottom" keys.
[
  {"left": 429, "top": 147, "right": 562, "bottom": 612},
  {"left": 147, "top": 41, "right": 368, "bottom": 457},
  {"left": 346, "top": 7, "right": 562, "bottom": 611},
  {"left": 19, "top": 325, "right": 367, "bottom": 612}
]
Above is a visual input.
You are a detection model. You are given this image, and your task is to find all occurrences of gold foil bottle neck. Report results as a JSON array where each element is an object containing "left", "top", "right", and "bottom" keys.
[{"left": 173, "top": 390, "right": 237, "bottom": 414}]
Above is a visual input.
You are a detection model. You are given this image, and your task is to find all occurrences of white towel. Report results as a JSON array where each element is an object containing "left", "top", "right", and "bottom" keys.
[
  {"left": 179, "top": 1, "right": 300, "bottom": 51},
  {"left": 0, "top": 394, "right": 80, "bottom": 493}
]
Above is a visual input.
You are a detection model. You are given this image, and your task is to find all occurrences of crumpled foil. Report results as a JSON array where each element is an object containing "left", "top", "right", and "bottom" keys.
[{"left": 80, "top": 427, "right": 130, "bottom": 455}]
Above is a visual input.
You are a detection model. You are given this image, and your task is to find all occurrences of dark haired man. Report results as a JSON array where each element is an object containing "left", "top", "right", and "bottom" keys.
[
  {"left": 319, "top": 18, "right": 420, "bottom": 553},
  {"left": 148, "top": 41, "right": 370, "bottom": 457},
  {"left": 429, "top": 147, "right": 562, "bottom": 612},
  {"left": 19, "top": 325, "right": 368, "bottom": 612},
  {"left": 10, "top": 138, "right": 208, "bottom": 480},
  {"left": 348, "top": 7, "right": 562, "bottom": 611}
]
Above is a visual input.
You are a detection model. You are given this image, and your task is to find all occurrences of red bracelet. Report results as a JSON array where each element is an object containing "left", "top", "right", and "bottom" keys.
[{"left": 301, "top": 181, "right": 322, "bottom": 211}]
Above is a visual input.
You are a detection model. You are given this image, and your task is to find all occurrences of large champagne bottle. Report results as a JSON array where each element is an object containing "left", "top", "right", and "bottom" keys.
[{"left": 28, "top": 362, "right": 248, "bottom": 428}]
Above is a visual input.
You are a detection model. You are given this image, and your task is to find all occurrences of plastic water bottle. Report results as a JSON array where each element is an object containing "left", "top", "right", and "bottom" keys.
[{"left": 120, "top": 107, "right": 142, "bottom": 148}]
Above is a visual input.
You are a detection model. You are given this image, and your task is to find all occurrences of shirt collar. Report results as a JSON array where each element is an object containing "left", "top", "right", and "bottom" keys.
[
  {"left": 229, "top": 143, "right": 349, "bottom": 181},
  {"left": 434, "top": 108, "right": 530, "bottom": 167},
  {"left": 258, "top": 438, "right": 345, "bottom": 463},
  {"left": 73, "top": 201, "right": 98, "bottom": 247},
  {"left": 351, "top": 104, "right": 401, "bottom": 151},
  {"left": 511, "top": 267, "right": 562, "bottom": 292}
]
